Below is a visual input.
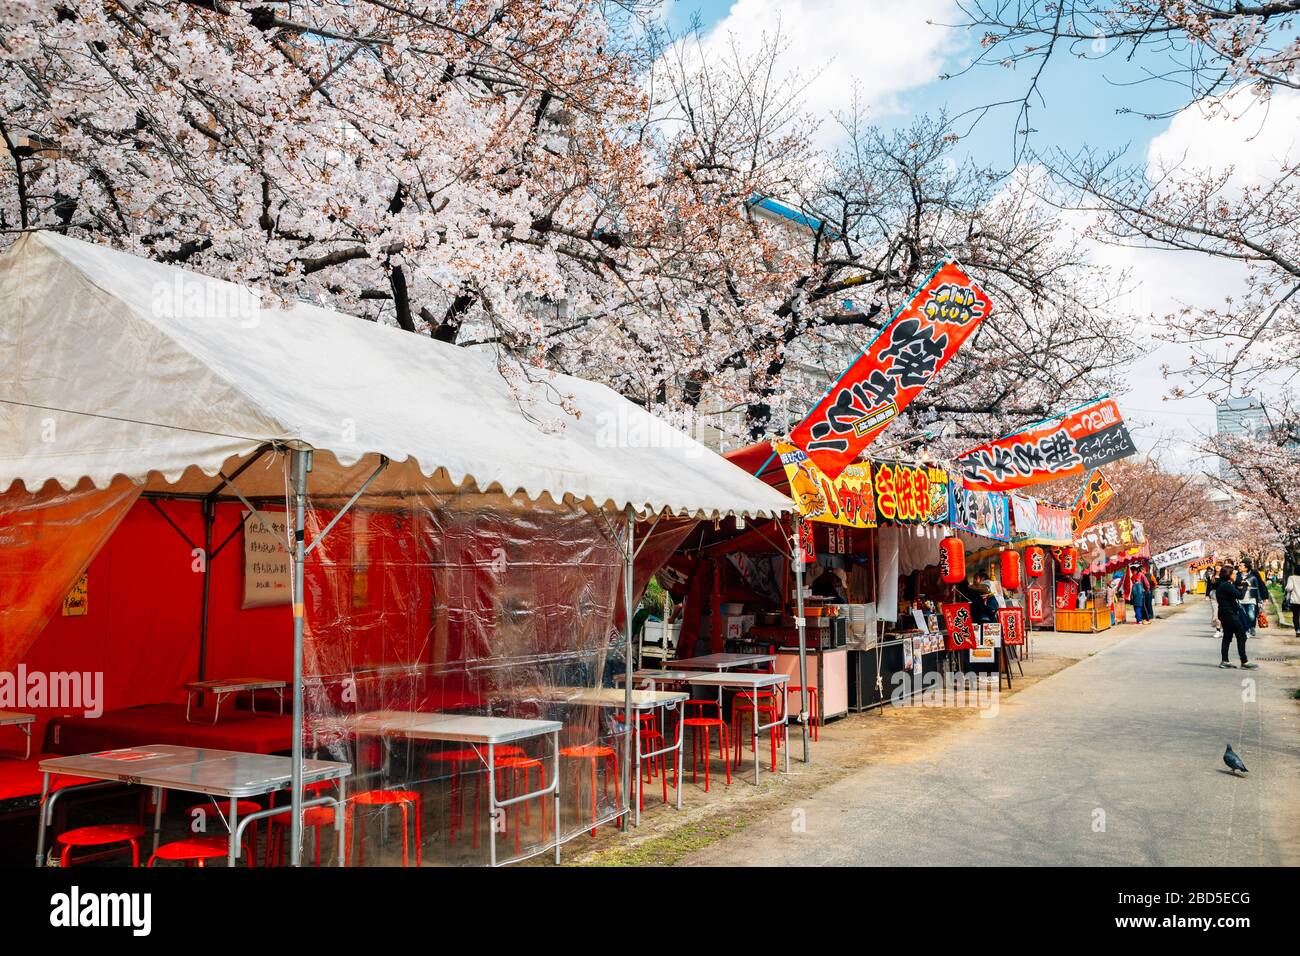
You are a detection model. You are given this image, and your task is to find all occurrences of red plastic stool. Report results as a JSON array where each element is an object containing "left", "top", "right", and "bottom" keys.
[
  {"left": 786, "top": 686, "right": 820, "bottom": 741},
  {"left": 268, "top": 805, "right": 339, "bottom": 866},
  {"left": 682, "top": 700, "right": 730, "bottom": 791},
  {"left": 346, "top": 790, "right": 422, "bottom": 867},
  {"left": 560, "top": 744, "right": 623, "bottom": 836},
  {"left": 636, "top": 728, "right": 671, "bottom": 808},
  {"left": 731, "top": 694, "right": 782, "bottom": 771},
  {"left": 427, "top": 747, "right": 499, "bottom": 848},
  {"left": 56, "top": 824, "right": 145, "bottom": 867},
  {"left": 494, "top": 755, "right": 549, "bottom": 853},
  {"left": 186, "top": 800, "right": 261, "bottom": 866},
  {"left": 147, "top": 834, "right": 251, "bottom": 867}
]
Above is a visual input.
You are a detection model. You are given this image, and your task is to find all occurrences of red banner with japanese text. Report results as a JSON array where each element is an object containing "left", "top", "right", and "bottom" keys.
[
  {"left": 789, "top": 261, "right": 992, "bottom": 479},
  {"left": 942, "top": 602, "right": 978, "bottom": 651},
  {"left": 999, "top": 606, "right": 1026, "bottom": 646},
  {"left": 1027, "top": 585, "right": 1046, "bottom": 622},
  {"left": 955, "top": 399, "right": 1137, "bottom": 493},
  {"left": 1070, "top": 468, "right": 1116, "bottom": 534}
]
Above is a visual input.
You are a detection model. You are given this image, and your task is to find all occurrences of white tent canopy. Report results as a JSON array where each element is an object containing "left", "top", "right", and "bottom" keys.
[{"left": 0, "top": 232, "right": 790, "bottom": 518}]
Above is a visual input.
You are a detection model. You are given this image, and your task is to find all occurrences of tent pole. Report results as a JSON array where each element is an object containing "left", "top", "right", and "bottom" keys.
[
  {"left": 198, "top": 498, "right": 214, "bottom": 682},
  {"left": 623, "top": 505, "right": 635, "bottom": 826},
  {"left": 289, "top": 447, "right": 312, "bottom": 867},
  {"left": 793, "top": 516, "right": 809, "bottom": 764}
]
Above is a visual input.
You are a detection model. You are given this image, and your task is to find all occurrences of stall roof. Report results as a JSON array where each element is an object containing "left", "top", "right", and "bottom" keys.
[{"left": 0, "top": 233, "right": 791, "bottom": 519}]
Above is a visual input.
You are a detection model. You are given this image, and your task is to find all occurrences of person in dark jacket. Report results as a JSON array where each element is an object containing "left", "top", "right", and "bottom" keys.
[
  {"left": 1237, "top": 559, "right": 1267, "bottom": 636},
  {"left": 1214, "top": 565, "right": 1256, "bottom": 669}
]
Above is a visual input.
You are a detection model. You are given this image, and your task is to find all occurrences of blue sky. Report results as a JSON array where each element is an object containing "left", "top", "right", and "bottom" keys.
[{"left": 658, "top": 0, "right": 1291, "bottom": 470}]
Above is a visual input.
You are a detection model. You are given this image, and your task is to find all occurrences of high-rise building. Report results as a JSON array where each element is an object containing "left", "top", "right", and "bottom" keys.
[{"left": 1215, "top": 396, "right": 1270, "bottom": 477}]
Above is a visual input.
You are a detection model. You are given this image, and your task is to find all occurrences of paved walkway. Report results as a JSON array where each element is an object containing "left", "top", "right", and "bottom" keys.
[{"left": 684, "top": 606, "right": 1300, "bottom": 866}]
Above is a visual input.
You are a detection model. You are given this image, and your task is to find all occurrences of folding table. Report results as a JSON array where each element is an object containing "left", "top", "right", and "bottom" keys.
[
  {"left": 671, "top": 652, "right": 777, "bottom": 672},
  {"left": 35, "top": 744, "right": 351, "bottom": 867},
  {"left": 684, "top": 672, "right": 790, "bottom": 785},
  {"left": 0, "top": 711, "right": 35, "bottom": 760},
  {"left": 184, "top": 678, "right": 287, "bottom": 724},
  {"left": 350, "top": 710, "right": 562, "bottom": 866},
  {"left": 518, "top": 686, "right": 688, "bottom": 825}
]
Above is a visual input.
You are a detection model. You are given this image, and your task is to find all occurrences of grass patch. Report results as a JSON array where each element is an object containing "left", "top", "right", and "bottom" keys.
[{"left": 568, "top": 814, "right": 753, "bottom": 867}]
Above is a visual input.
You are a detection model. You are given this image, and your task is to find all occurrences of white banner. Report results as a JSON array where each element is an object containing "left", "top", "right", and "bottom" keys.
[{"left": 1152, "top": 540, "right": 1206, "bottom": 569}]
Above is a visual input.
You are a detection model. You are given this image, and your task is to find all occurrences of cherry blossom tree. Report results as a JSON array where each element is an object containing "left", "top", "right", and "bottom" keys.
[{"left": 0, "top": 2, "right": 1132, "bottom": 449}]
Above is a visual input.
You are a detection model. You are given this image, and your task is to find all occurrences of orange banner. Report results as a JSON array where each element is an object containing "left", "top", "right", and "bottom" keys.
[
  {"left": 1071, "top": 468, "right": 1116, "bottom": 534},
  {"left": 956, "top": 399, "right": 1136, "bottom": 493},
  {"left": 790, "top": 261, "right": 991, "bottom": 479}
]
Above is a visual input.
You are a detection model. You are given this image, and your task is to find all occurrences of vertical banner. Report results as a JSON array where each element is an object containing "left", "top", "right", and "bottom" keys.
[
  {"left": 790, "top": 261, "right": 992, "bottom": 479},
  {"left": 942, "top": 602, "right": 978, "bottom": 651},
  {"left": 798, "top": 520, "right": 816, "bottom": 564},
  {"left": 1071, "top": 469, "right": 1116, "bottom": 534},
  {"left": 1027, "top": 585, "right": 1046, "bottom": 622},
  {"left": 956, "top": 399, "right": 1136, "bottom": 492},
  {"left": 999, "top": 606, "right": 1026, "bottom": 646}
]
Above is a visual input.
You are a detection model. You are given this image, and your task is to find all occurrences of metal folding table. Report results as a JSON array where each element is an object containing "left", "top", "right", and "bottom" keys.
[
  {"left": 0, "top": 711, "right": 35, "bottom": 760},
  {"left": 519, "top": 687, "right": 688, "bottom": 826},
  {"left": 35, "top": 744, "right": 351, "bottom": 867},
  {"left": 671, "top": 652, "right": 778, "bottom": 672},
  {"left": 184, "top": 677, "right": 287, "bottom": 724},
  {"left": 349, "top": 711, "right": 562, "bottom": 866},
  {"left": 684, "top": 672, "right": 790, "bottom": 784}
]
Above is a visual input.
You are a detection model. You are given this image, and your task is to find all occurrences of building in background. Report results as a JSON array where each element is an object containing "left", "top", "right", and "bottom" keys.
[{"left": 1215, "top": 396, "right": 1270, "bottom": 478}]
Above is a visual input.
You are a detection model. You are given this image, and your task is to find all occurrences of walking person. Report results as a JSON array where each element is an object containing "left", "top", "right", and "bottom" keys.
[
  {"left": 1129, "top": 566, "right": 1147, "bottom": 625},
  {"left": 1284, "top": 567, "right": 1300, "bottom": 637},
  {"left": 1237, "top": 559, "right": 1267, "bottom": 637},
  {"left": 1141, "top": 567, "right": 1156, "bottom": 622},
  {"left": 1214, "top": 565, "right": 1256, "bottom": 669}
]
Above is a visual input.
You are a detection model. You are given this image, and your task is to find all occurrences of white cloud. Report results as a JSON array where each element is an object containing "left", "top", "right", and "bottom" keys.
[{"left": 693, "top": 0, "right": 958, "bottom": 145}]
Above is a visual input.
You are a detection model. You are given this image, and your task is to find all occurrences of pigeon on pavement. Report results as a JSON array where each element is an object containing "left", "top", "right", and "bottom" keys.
[{"left": 1223, "top": 744, "right": 1249, "bottom": 776}]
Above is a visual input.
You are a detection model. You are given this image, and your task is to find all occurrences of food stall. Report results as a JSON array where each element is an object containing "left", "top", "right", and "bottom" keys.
[
  {"left": 0, "top": 232, "right": 793, "bottom": 868},
  {"left": 1068, "top": 518, "right": 1148, "bottom": 631}
]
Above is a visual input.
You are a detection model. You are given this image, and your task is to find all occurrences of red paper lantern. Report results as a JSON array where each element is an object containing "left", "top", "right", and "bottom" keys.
[
  {"left": 939, "top": 536, "right": 966, "bottom": 584},
  {"left": 1000, "top": 549, "right": 1022, "bottom": 592},
  {"left": 1055, "top": 545, "right": 1078, "bottom": 576},
  {"left": 1025, "top": 546, "right": 1047, "bottom": 578}
]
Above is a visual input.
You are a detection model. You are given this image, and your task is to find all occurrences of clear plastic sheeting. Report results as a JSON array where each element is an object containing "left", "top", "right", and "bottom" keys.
[
  {"left": 300, "top": 482, "right": 635, "bottom": 865},
  {"left": 0, "top": 477, "right": 141, "bottom": 672}
]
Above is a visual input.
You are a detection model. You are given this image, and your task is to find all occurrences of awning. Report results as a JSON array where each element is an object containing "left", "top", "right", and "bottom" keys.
[{"left": 0, "top": 232, "right": 791, "bottom": 519}]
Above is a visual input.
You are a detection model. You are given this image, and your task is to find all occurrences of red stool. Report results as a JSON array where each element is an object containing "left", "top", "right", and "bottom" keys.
[
  {"left": 787, "top": 686, "right": 820, "bottom": 741},
  {"left": 560, "top": 744, "right": 623, "bottom": 836},
  {"left": 682, "top": 700, "right": 730, "bottom": 791},
  {"left": 427, "top": 747, "right": 502, "bottom": 848},
  {"left": 267, "top": 780, "right": 336, "bottom": 866},
  {"left": 346, "top": 790, "right": 422, "bottom": 867},
  {"left": 731, "top": 692, "right": 782, "bottom": 771},
  {"left": 494, "top": 755, "right": 549, "bottom": 853},
  {"left": 56, "top": 824, "right": 145, "bottom": 867},
  {"left": 268, "top": 805, "right": 339, "bottom": 866},
  {"left": 186, "top": 801, "right": 262, "bottom": 866},
  {"left": 147, "top": 834, "right": 251, "bottom": 867},
  {"left": 636, "top": 728, "right": 671, "bottom": 808}
]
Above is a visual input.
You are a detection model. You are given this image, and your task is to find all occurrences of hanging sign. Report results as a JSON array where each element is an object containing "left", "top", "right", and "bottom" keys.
[
  {"left": 948, "top": 483, "right": 1011, "bottom": 541},
  {"left": 955, "top": 399, "right": 1137, "bottom": 493},
  {"left": 62, "top": 573, "right": 88, "bottom": 617},
  {"left": 1027, "top": 585, "right": 1046, "bottom": 622},
  {"left": 789, "top": 261, "right": 992, "bottom": 479},
  {"left": 242, "top": 510, "right": 292, "bottom": 609},
  {"left": 872, "top": 462, "right": 945, "bottom": 524},
  {"left": 999, "top": 607, "right": 1026, "bottom": 646},
  {"left": 797, "top": 520, "right": 816, "bottom": 564},
  {"left": 941, "top": 602, "right": 978, "bottom": 651},
  {"left": 1071, "top": 469, "right": 1116, "bottom": 534},
  {"left": 1076, "top": 517, "right": 1147, "bottom": 573},
  {"left": 1011, "top": 496, "right": 1072, "bottom": 544},
  {"left": 777, "top": 442, "right": 878, "bottom": 529},
  {"left": 1152, "top": 540, "right": 1206, "bottom": 569}
]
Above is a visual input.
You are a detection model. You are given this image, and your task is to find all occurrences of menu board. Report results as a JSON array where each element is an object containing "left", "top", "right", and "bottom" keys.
[{"left": 242, "top": 510, "right": 292, "bottom": 609}]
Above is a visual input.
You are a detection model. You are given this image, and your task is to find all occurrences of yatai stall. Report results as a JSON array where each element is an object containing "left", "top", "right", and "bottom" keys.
[{"left": 0, "top": 232, "right": 791, "bottom": 867}]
